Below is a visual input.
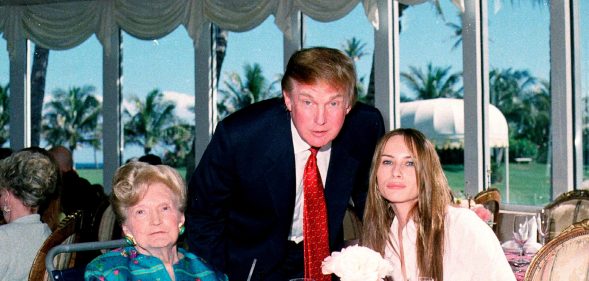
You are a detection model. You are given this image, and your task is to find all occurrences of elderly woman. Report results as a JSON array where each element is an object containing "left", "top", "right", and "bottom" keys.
[
  {"left": 361, "top": 128, "right": 515, "bottom": 281},
  {"left": 0, "top": 150, "right": 60, "bottom": 280},
  {"left": 85, "top": 161, "right": 227, "bottom": 281}
]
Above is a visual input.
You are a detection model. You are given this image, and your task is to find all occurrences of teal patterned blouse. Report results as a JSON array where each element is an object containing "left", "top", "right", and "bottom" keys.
[{"left": 85, "top": 246, "right": 228, "bottom": 281}]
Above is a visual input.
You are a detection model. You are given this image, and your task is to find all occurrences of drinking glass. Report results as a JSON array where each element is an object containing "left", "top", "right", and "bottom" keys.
[
  {"left": 536, "top": 209, "right": 549, "bottom": 245},
  {"left": 512, "top": 215, "right": 530, "bottom": 263}
]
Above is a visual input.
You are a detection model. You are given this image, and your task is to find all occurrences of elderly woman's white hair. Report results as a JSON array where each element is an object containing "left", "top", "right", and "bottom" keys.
[{"left": 0, "top": 150, "right": 59, "bottom": 208}]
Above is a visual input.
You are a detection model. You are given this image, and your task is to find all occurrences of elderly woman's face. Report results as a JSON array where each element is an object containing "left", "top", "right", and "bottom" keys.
[{"left": 122, "top": 183, "right": 184, "bottom": 251}]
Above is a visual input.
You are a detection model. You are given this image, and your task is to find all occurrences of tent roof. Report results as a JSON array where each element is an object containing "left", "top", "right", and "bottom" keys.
[{"left": 400, "top": 98, "right": 509, "bottom": 149}]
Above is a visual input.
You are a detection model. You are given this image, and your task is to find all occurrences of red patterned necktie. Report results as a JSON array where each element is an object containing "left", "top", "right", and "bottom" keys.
[{"left": 303, "top": 147, "right": 330, "bottom": 281}]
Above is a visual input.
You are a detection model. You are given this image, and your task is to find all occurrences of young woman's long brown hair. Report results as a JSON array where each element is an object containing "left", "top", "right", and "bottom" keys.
[{"left": 361, "top": 128, "right": 453, "bottom": 281}]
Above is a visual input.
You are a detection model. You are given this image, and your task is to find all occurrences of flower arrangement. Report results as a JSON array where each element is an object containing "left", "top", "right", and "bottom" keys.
[
  {"left": 471, "top": 204, "right": 493, "bottom": 226},
  {"left": 321, "top": 245, "right": 394, "bottom": 281}
]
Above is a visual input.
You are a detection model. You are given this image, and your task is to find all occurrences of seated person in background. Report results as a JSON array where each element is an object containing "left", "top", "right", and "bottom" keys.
[
  {"left": 49, "top": 146, "right": 106, "bottom": 215},
  {"left": 0, "top": 148, "right": 12, "bottom": 225},
  {"left": 85, "top": 161, "right": 227, "bottom": 281},
  {"left": 361, "top": 128, "right": 515, "bottom": 281},
  {"left": 0, "top": 150, "right": 60, "bottom": 280},
  {"left": 138, "top": 153, "right": 163, "bottom": 165}
]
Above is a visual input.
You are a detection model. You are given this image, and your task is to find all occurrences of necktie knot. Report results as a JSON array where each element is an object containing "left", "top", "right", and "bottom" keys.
[{"left": 309, "top": 147, "right": 319, "bottom": 156}]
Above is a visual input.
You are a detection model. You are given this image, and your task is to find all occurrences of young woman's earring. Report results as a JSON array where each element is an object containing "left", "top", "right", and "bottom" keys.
[{"left": 178, "top": 223, "right": 185, "bottom": 236}]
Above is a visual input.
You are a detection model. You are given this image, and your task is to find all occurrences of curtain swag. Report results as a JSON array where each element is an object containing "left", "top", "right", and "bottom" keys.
[{"left": 0, "top": 0, "right": 462, "bottom": 57}]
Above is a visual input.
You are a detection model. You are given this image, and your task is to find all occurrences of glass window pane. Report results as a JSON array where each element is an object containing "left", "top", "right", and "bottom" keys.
[
  {"left": 581, "top": 1, "right": 589, "bottom": 186},
  {"left": 399, "top": 2, "right": 465, "bottom": 195},
  {"left": 304, "top": 4, "right": 374, "bottom": 105},
  {"left": 488, "top": 1, "right": 551, "bottom": 206},
  {"left": 216, "top": 16, "right": 283, "bottom": 120},
  {"left": 40, "top": 37, "right": 103, "bottom": 185},
  {"left": 0, "top": 39, "right": 9, "bottom": 149},
  {"left": 121, "top": 28, "right": 194, "bottom": 179}
]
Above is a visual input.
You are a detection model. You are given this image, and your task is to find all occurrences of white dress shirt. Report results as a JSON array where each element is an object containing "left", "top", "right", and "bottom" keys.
[
  {"left": 288, "top": 120, "right": 331, "bottom": 243},
  {"left": 385, "top": 205, "right": 516, "bottom": 281}
]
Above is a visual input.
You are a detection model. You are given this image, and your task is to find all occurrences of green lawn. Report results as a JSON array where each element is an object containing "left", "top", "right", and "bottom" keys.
[
  {"left": 79, "top": 163, "right": 556, "bottom": 206},
  {"left": 444, "top": 162, "right": 551, "bottom": 206}
]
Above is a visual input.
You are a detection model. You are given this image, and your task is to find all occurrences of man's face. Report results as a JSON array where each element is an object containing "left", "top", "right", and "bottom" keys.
[{"left": 283, "top": 79, "right": 351, "bottom": 147}]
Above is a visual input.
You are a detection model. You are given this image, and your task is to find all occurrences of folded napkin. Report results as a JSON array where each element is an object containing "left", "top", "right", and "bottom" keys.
[
  {"left": 501, "top": 240, "right": 542, "bottom": 254},
  {"left": 502, "top": 215, "right": 542, "bottom": 254}
]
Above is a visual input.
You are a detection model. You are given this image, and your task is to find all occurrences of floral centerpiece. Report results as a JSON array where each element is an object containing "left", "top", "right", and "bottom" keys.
[
  {"left": 321, "top": 245, "right": 394, "bottom": 281},
  {"left": 471, "top": 203, "right": 494, "bottom": 226}
]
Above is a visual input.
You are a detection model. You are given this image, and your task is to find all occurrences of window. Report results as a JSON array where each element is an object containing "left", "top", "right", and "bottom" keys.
[
  {"left": 121, "top": 27, "right": 194, "bottom": 178},
  {"left": 0, "top": 39, "right": 9, "bottom": 149},
  {"left": 488, "top": 1, "right": 551, "bottom": 205},
  {"left": 581, "top": 1, "right": 589, "bottom": 187},
  {"left": 399, "top": 1, "right": 465, "bottom": 195},
  {"left": 41, "top": 37, "right": 103, "bottom": 184},
  {"left": 216, "top": 16, "right": 283, "bottom": 120},
  {"left": 304, "top": 4, "right": 374, "bottom": 105}
]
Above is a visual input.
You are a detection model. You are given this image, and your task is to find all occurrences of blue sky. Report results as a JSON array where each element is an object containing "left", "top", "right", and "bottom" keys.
[{"left": 0, "top": 0, "right": 587, "bottom": 164}]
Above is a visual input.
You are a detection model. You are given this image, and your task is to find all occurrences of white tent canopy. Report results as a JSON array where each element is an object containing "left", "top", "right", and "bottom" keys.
[{"left": 400, "top": 98, "right": 509, "bottom": 149}]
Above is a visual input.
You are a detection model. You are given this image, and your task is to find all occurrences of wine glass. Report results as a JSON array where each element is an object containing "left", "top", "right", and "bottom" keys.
[
  {"left": 536, "top": 209, "right": 549, "bottom": 245},
  {"left": 512, "top": 215, "right": 530, "bottom": 264}
]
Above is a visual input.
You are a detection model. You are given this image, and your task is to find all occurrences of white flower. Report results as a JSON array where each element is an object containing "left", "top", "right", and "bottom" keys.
[{"left": 321, "top": 245, "right": 394, "bottom": 281}]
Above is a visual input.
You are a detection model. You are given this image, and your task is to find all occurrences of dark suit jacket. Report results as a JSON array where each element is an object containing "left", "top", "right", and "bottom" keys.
[{"left": 186, "top": 98, "right": 385, "bottom": 280}]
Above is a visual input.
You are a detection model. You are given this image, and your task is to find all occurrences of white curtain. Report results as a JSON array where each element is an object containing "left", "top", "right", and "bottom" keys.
[
  {"left": 0, "top": 0, "right": 380, "bottom": 56},
  {"left": 0, "top": 0, "right": 464, "bottom": 56}
]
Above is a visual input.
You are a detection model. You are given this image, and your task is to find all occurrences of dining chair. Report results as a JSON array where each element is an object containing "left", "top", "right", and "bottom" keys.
[
  {"left": 543, "top": 189, "right": 589, "bottom": 242},
  {"left": 97, "top": 203, "right": 122, "bottom": 243},
  {"left": 45, "top": 239, "right": 126, "bottom": 281},
  {"left": 28, "top": 210, "right": 83, "bottom": 281},
  {"left": 523, "top": 219, "right": 589, "bottom": 281},
  {"left": 474, "top": 187, "right": 501, "bottom": 235}
]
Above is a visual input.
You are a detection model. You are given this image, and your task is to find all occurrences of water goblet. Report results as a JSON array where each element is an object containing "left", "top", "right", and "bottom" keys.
[
  {"left": 512, "top": 215, "right": 530, "bottom": 264},
  {"left": 536, "top": 209, "right": 549, "bottom": 245}
]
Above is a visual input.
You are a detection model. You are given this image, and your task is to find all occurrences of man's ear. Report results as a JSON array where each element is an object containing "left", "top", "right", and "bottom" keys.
[{"left": 283, "top": 91, "right": 292, "bottom": 111}]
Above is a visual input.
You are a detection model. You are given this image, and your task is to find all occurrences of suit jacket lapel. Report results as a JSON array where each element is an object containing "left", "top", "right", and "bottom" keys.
[
  {"left": 262, "top": 114, "right": 296, "bottom": 221},
  {"left": 324, "top": 141, "right": 359, "bottom": 236}
]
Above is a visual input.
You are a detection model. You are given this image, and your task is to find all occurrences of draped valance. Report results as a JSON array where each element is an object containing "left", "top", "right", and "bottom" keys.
[
  {"left": 0, "top": 0, "right": 463, "bottom": 56},
  {"left": 0, "top": 0, "right": 379, "bottom": 56}
]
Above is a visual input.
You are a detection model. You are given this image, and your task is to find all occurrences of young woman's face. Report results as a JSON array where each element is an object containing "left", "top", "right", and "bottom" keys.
[
  {"left": 122, "top": 183, "right": 184, "bottom": 252},
  {"left": 376, "top": 135, "right": 419, "bottom": 210}
]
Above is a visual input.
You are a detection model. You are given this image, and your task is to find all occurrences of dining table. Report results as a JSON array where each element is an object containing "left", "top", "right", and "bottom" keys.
[{"left": 504, "top": 249, "right": 536, "bottom": 281}]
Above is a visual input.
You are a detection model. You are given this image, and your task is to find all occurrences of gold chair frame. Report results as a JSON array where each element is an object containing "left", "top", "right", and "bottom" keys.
[
  {"left": 28, "top": 211, "right": 83, "bottom": 281},
  {"left": 543, "top": 189, "right": 589, "bottom": 242},
  {"left": 474, "top": 187, "right": 501, "bottom": 235},
  {"left": 523, "top": 219, "right": 589, "bottom": 281}
]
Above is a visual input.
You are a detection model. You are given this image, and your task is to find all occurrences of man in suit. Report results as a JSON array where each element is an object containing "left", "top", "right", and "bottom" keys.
[{"left": 186, "top": 47, "right": 385, "bottom": 280}]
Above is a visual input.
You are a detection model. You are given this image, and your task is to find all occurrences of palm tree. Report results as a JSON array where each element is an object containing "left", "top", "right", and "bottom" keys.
[
  {"left": 217, "top": 63, "right": 281, "bottom": 119},
  {"left": 489, "top": 68, "right": 538, "bottom": 133},
  {"left": 341, "top": 37, "right": 371, "bottom": 104},
  {"left": 162, "top": 122, "right": 194, "bottom": 167},
  {"left": 0, "top": 83, "right": 9, "bottom": 147},
  {"left": 42, "top": 85, "right": 101, "bottom": 152},
  {"left": 123, "top": 89, "right": 177, "bottom": 154},
  {"left": 342, "top": 37, "right": 368, "bottom": 63},
  {"left": 400, "top": 63, "right": 462, "bottom": 100}
]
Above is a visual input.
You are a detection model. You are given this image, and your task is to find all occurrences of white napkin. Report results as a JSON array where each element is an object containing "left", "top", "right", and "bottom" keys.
[{"left": 501, "top": 216, "right": 542, "bottom": 254}]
